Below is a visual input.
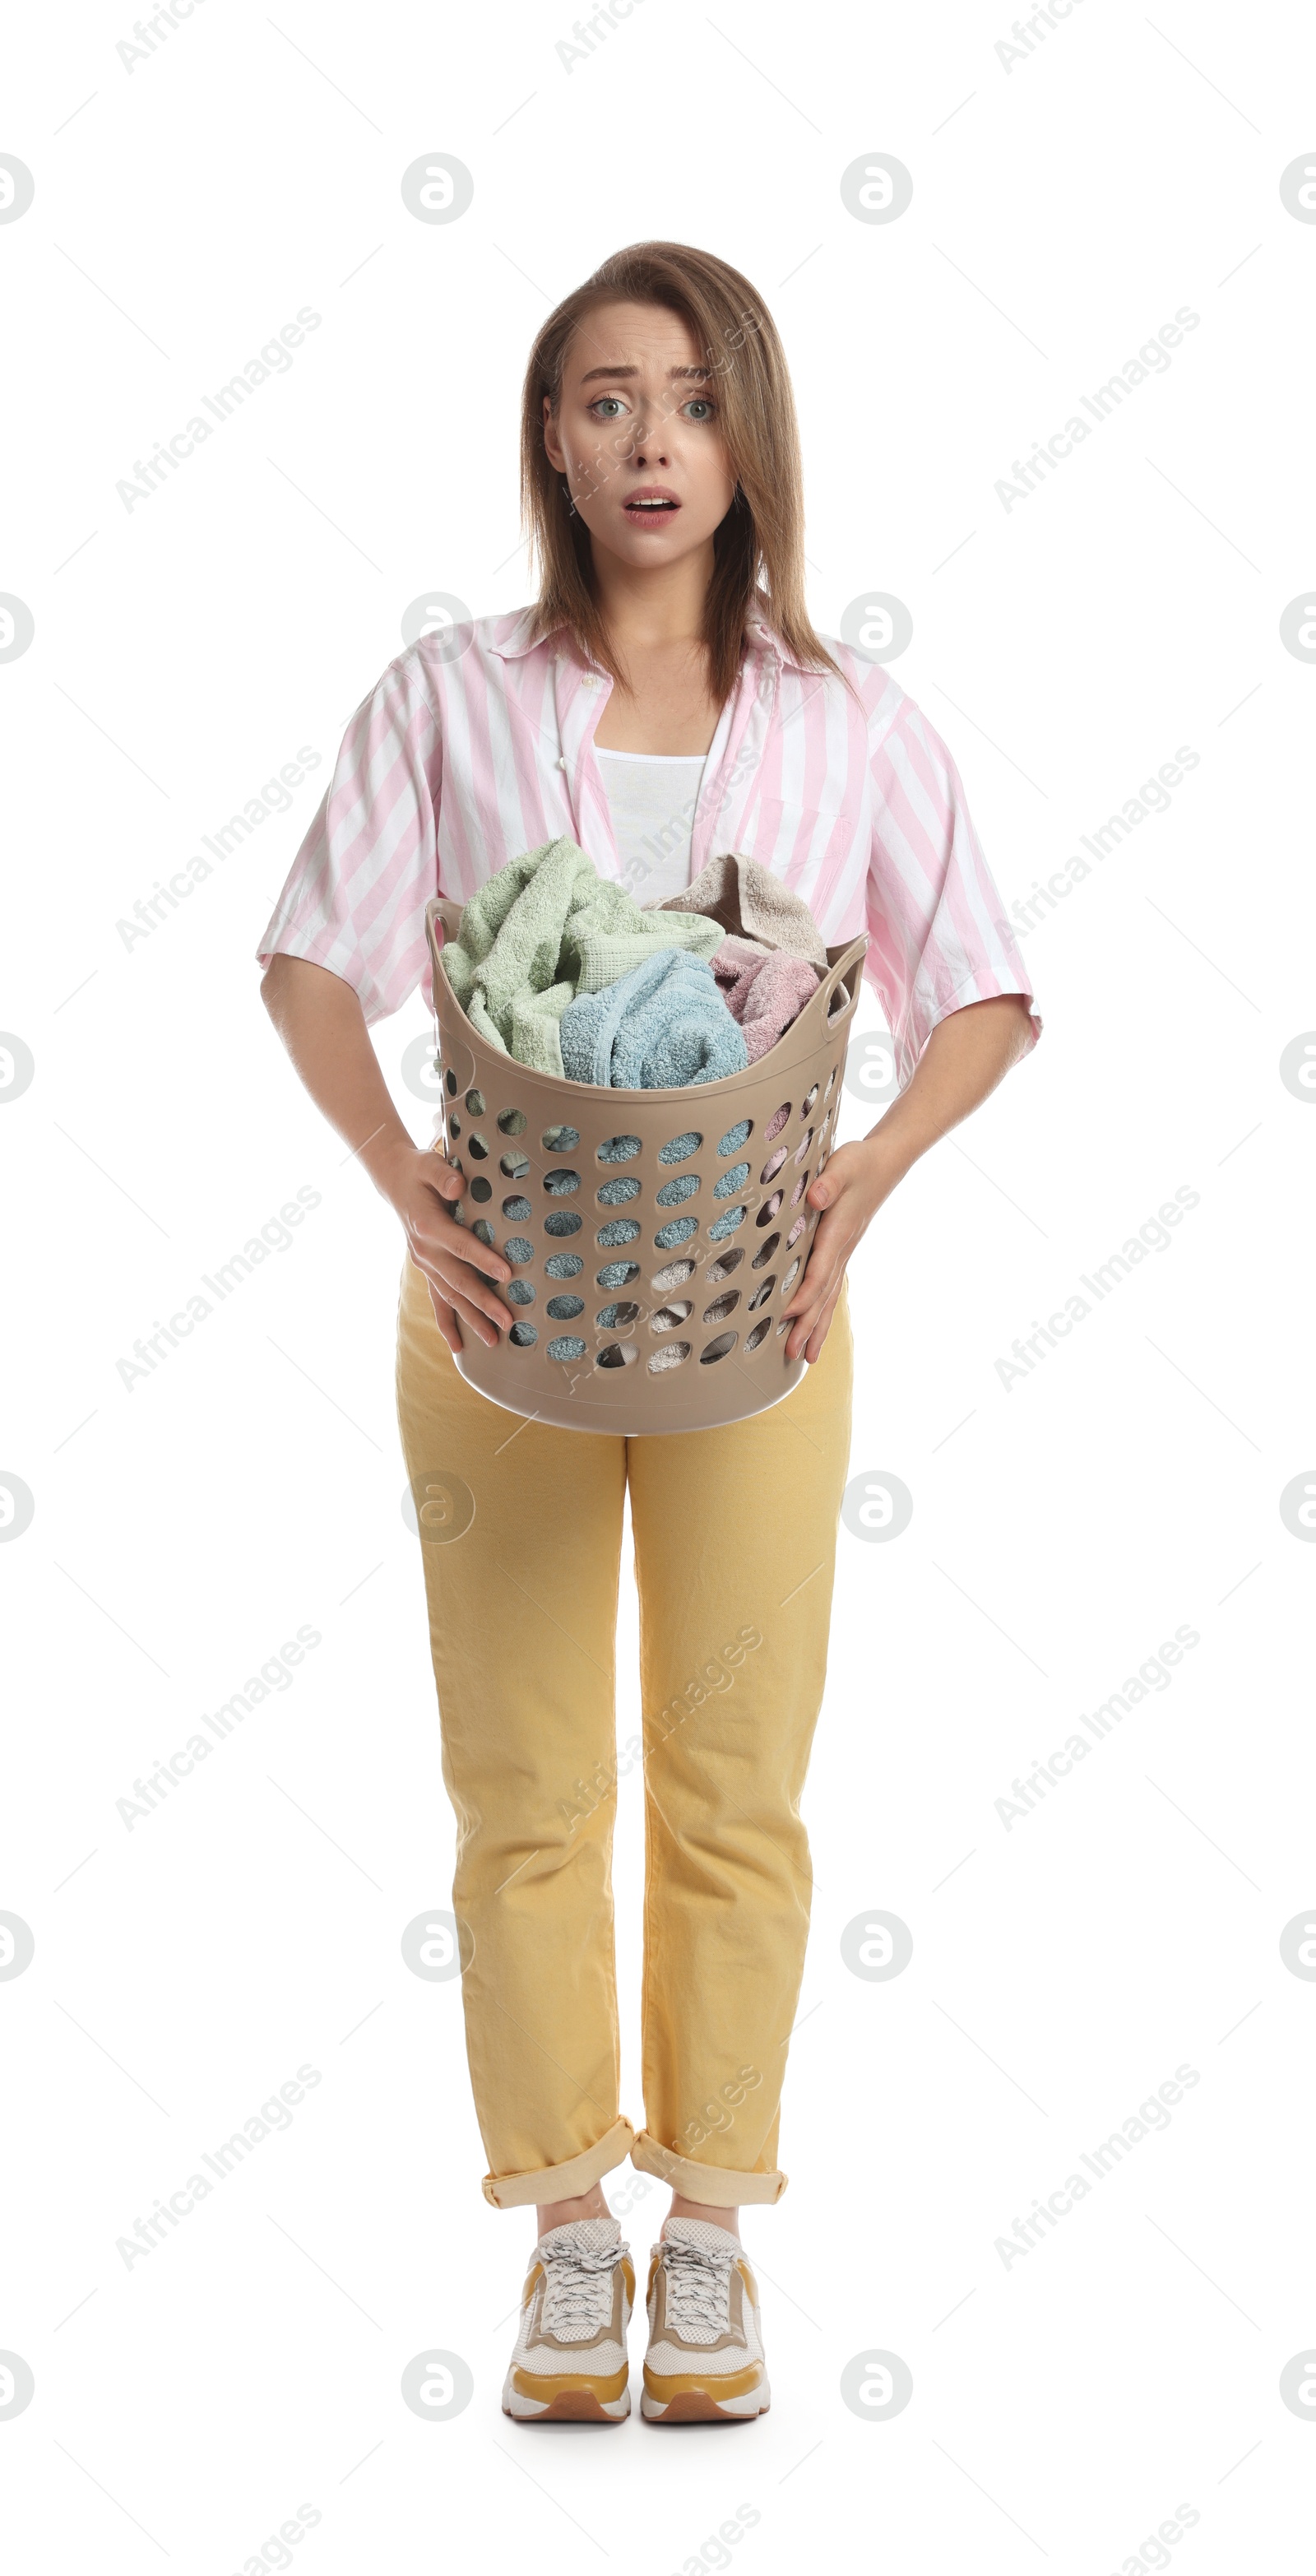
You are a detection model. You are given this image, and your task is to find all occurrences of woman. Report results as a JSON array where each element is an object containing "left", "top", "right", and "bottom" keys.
[{"left": 257, "top": 241, "right": 1040, "bottom": 2425}]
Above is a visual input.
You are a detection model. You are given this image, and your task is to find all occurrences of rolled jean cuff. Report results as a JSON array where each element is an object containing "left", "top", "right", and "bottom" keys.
[
  {"left": 481, "top": 2116, "right": 636, "bottom": 2210},
  {"left": 630, "top": 2129, "right": 787, "bottom": 2206}
]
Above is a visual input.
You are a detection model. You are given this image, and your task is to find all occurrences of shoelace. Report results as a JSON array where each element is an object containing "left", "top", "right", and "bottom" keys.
[
  {"left": 539, "top": 2241, "right": 624, "bottom": 2339},
  {"left": 657, "top": 2236, "right": 737, "bottom": 2339}
]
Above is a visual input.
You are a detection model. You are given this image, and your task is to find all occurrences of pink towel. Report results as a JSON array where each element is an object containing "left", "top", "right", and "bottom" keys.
[{"left": 711, "top": 936, "right": 820, "bottom": 1063}]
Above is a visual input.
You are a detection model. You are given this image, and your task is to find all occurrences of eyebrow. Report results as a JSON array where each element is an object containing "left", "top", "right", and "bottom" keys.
[{"left": 577, "top": 363, "right": 712, "bottom": 385}]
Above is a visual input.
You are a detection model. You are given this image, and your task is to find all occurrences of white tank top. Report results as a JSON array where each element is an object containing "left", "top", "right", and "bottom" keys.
[{"left": 595, "top": 748, "right": 707, "bottom": 907}]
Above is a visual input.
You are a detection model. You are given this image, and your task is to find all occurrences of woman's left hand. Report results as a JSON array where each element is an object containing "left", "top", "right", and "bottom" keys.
[
  {"left": 779, "top": 995, "right": 1038, "bottom": 1362},
  {"left": 780, "top": 1136, "right": 892, "bottom": 1362}
]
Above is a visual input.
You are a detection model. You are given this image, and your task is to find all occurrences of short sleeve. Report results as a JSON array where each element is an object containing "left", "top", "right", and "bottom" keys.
[
  {"left": 255, "top": 653, "right": 442, "bottom": 1024},
  {"left": 864, "top": 691, "right": 1041, "bottom": 1088}
]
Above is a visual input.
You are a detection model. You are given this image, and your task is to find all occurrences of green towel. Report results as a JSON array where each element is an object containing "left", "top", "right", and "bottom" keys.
[{"left": 440, "top": 838, "right": 725, "bottom": 1077}]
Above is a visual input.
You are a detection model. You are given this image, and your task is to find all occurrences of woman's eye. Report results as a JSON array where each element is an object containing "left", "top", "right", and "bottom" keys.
[
  {"left": 590, "top": 397, "right": 626, "bottom": 419},
  {"left": 683, "top": 399, "right": 716, "bottom": 422}
]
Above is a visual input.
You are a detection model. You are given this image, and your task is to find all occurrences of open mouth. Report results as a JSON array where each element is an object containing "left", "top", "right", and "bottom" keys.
[{"left": 624, "top": 493, "right": 680, "bottom": 518}]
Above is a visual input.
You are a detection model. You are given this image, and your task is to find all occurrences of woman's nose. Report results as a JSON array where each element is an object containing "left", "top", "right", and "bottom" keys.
[{"left": 627, "top": 412, "right": 670, "bottom": 462}]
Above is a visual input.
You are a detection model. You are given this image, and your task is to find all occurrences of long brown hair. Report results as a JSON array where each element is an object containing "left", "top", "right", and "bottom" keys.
[{"left": 520, "top": 240, "right": 842, "bottom": 706}]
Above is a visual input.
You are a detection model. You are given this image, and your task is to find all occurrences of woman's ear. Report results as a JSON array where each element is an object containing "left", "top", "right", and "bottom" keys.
[{"left": 542, "top": 393, "right": 565, "bottom": 473}]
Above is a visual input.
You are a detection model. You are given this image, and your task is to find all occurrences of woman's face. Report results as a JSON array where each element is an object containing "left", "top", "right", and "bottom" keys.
[{"left": 543, "top": 299, "right": 737, "bottom": 575}]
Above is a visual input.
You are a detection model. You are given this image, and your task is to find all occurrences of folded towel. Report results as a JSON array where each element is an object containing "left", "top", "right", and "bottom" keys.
[
  {"left": 560, "top": 949, "right": 749, "bottom": 1090},
  {"left": 653, "top": 851, "right": 828, "bottom": 968},
  {"left": 711, "top": 935, "right": 821, "bottom": 1061},
  {"left": 441, "top": 838, "right": 725, "bottom": 1076}
]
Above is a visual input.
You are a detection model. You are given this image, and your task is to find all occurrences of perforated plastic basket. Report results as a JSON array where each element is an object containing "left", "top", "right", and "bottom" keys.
[{"left": 424, "top": 895, "right": 867, "bottom": 1434}]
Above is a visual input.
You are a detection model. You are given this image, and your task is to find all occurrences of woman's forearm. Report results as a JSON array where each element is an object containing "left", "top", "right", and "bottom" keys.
[
  {"left": 260, "top": 954, "right": 518, "bottom": 1351},
  {"left": 260, "top": 954, "right": 417, "bottom": 1198},
  {"left": 863, "top": 994, "right": 1036, "bottom": 1185}
]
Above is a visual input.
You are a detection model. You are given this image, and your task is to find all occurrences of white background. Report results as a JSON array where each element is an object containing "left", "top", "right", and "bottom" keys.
[{"left": 2, "top": 1, "right": 1315, "bottom": 2568}]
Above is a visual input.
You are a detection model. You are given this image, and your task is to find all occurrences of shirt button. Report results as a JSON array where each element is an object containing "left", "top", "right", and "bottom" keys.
[{"left": 557, "top": 755, "right": 568, "bottom": 769}]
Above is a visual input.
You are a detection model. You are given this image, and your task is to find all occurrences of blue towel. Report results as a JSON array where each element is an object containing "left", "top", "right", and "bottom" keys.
[{"left": 559, "top": 949, "right": 749, "bottom": 1090}]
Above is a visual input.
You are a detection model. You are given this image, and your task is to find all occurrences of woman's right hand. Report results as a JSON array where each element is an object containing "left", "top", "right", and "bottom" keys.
[
  {"left": 376, "top": 1142, "right": 512, "bottom": 1356},
  {"left": 257, "top": 959, "right": 512, "bottom": 1358}
]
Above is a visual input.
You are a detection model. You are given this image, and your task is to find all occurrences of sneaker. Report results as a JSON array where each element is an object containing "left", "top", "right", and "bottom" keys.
[
  {"left": 502, "top": 2216, "right": 634, "bottom": 2423},
  {"left": 641, "top": 2216, "right": 770, "bottom": 2422}
]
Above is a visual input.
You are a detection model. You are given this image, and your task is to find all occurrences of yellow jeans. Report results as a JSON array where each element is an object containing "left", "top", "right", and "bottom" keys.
[{"left": 395, "top": 1252, "right": 853, "bottom": 2208}]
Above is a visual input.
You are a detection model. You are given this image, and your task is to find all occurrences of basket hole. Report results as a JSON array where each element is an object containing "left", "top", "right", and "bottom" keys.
[
  {"left": 655, "top": 1216, "right": 698, "bottom": 1250},
  {"left": 503, "top": 1281, "right": 535, "bottom": 1307},
  {"left": 544, "top": 1251, "right": 584, "bottom": 1279},
  {"left": 445, "top": 1068, "right": 457, "bottom": 1096},
  {"left": 790, "top": 1174, "right": 809, "bottom": 1206},
  {"left": 447, "top": 1113, "right": 461, "bottom": 1139},
  {"left": 656, "top": 1174, "right": 700, "bottom": 1207},
  {"left": 707, "top": 1204, "right": 746, "bottom": 1242},
  {"left": 758, "top": 1192, "right": 784, "bottom": 1226},
  {"left": 503, "top": 1236, "right": 535, "bottom": 1264},
  {"left": 596, "top": 1340, "right": 638, "bottom": 1371},
  {"left": 544, "top": 1210, "right": 582, "bottom": 1237},
  {"left": 794, "top": 1127, "right": 814, "bottom": 1164},
  {"left": 781, "top": 1259, "right": 801, "bottom": 1294},
  {"left": 703, "top": 1290, "right": 741, "bottom": 1325},
  {"left": 705, "top": 1248, "right": 743, "bottom": 1283},
  {"left": 596, "top": 1301, "right": 641, "bottom": 1330},
  {"left": 713, "top": 1161, "right": 749, "bottom": 1199},
  {"left": 465, "top": 1088, "right": 485, "bottom": 1116},
  {"left": 764, "top": 1102, "right": 791, "bottom": 1141},
  {"left": 596, "top": 1260, "right": 640, "bottom": 1290},
  {"left": 544, "top": 1167, "right": 581, "bottom": 1196},
  {"left": 597, "top": 1218, "right": 641, "bottom": 1247},
  {"left": 651, "top": 1258, "right": 695, "bottom": 1293},
  {"left": 467, "top": 1133, "right": 489, "bottom": 1161},
  {"left": 748, "top": 1277, "right": 776, "bottom": 1311},
  {"left": 716, "top": 1119, "right": 752, "bottom": 1156},
  {"left": 597, "top": 1176, "right": 641, "bottom": 1206},
  {"left": 800, "top": 1084, "right": 818, "bottom": 1117},
  {"left": 472, "top": 1219, "right": 495, "bottom": 1248},
  {"left": 598, "top": 1134, "right": 641, "bottom": 1164},
  {"left": 759, "top": 1146, "right": 787, "bottom": 1185},
  {"left": 786, "top": 1216, "right": 807, "bottom": 1246},
  {"left": 700, "top": 1332, "right": 739, "bottom": 1365},
  {"left": 546, "top": 1294, "right": 585, "bottom": 1320},
  {"left": 659, "top": 1130, "right": 702, "bottom": 1164},
  {"left": 542, "top": 1125, "right": 580, "bottom": 1153},
  {"left": 650, "top": 1302, "right": 693, "bottom": 1331},
  {"left": 497, "top": 1107, "right": 527, "bottom": 1136},
  {"left": 502, "top": 1195, "right": 532, "bottom": 1222},
  {"left": 776, "top": 1316, "right": 792, "bottom": 1335},
  {"left": 751, "top": 1232, "right": 780, "bottom": 1268},
  {"left": 469, "top": 1177, "right": 492, "bottom": 1203},
  {"left": 508, "top": 1321, "right": 538, "bottom": 1348},
  {"left": 499, "top": 1151, "right": 530, "bottom": 1180},
  {"left": 745, "top": 1319, "right": 772, "bottom": 1353},
  {"left": 547, "top": 1334, "right": 586, "bottom": 1361},
  {"left": 824, "top": 1066, "right": 836, "bottom": 1097},
  {"left": 648, "top": 1341, "right": 690, "bottom": 1373}
]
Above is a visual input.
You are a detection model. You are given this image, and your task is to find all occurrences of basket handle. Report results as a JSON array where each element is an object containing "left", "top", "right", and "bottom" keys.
[
  {"left": 424, "top": 893, "right": 465, "bottom": 988},
  {"left": 816, "top": 933, "right": 869, "bottom": 1027}
]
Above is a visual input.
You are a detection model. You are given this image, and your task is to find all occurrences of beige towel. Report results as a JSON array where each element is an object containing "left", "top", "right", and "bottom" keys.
[{"left": 651, "top": 852, "right": 828, "bottom": 969}]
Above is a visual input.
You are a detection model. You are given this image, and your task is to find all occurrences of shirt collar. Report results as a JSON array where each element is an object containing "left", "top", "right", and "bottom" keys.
[{"left": 488, "top": 600, "right": 810, "bottom": 673}]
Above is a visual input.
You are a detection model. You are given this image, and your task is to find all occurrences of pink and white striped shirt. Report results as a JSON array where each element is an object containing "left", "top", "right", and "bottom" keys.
[{"left": 256, "top": 603, "right": 1040, "bottom": 1087}]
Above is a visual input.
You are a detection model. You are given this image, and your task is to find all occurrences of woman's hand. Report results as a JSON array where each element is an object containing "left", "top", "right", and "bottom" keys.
[
  {"left": 780, "top": 1136, "right": 893, "bottom": 1362},
  {"left": 375, "top": 1142, "right": 513, "bottom": 1357},
  {"left": 780, "top": 994, "right": 1037, "bottom": 1362},
  {"left": 258, "top": 958, "right": 516, "bottom": 1360}
]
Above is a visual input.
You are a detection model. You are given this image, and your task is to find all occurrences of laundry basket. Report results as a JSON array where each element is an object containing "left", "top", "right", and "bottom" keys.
[{"left": 424, "top": 895, "right": 868, "bottom": 1435}]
